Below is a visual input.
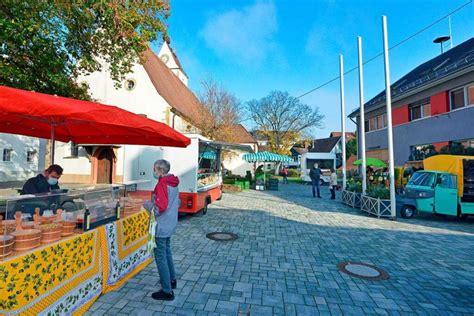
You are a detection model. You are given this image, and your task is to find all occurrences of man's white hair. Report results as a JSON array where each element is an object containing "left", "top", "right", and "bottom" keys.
[{"left": 154, "top": 159, "right": 170, "bottom": 174}]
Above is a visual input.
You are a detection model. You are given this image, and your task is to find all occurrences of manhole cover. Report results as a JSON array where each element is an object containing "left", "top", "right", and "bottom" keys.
[
  {"left": 206, "top": 232, "right": 238, "bottom": 241},
  {"left": 337, "top": 261, "right": 389, "bottom": 280}
]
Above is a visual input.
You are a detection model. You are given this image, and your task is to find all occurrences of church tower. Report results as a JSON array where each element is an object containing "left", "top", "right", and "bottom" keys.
[{"left": 158, "top": 35, "right": 189, "bottom": 86}]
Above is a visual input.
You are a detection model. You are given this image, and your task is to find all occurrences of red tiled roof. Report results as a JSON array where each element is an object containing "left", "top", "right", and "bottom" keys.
[
  {"left": 142, "top": 49, "right": 207, "bottom": 126},
  {"left": 231, "top": 124, "right": 257, "bottom": 144},
  {"left": 330, "top": 132, "right": 356, "bottom": 139}
]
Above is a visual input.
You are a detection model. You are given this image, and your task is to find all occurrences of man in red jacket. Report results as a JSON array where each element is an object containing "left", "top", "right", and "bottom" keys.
[{"left": 143, "top": 159, "right": 180, "bottom": 301}]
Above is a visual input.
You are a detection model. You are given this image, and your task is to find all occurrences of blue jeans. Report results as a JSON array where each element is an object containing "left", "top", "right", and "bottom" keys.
[
  {"left": 154, "top": 237, "right": 176, "bottom": 293},
  {"left": 311, "top": 179, "right": 321, "bottom": 197}
]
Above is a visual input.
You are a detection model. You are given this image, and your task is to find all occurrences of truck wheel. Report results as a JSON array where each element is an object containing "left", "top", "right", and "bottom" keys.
[{"left": 401, "top": 205, "right": 415, "bottom": 219}]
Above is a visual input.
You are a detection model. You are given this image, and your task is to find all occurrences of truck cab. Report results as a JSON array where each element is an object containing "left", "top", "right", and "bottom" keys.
[{"left": 401, "top": 155, "right": 474, "bottom": 219}]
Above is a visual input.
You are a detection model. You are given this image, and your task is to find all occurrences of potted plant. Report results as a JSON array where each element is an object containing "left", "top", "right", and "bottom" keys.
[
  {"left": 341, "top": 180, "right": 362, "bottom": 208},
  {"left": 361, "top": 186, "right": 392, "bottom": 218}
]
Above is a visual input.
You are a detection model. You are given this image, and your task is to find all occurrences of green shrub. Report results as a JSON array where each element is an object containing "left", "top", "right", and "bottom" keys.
[
  {"left": 223, "top": 178, "right": 236, "bottom": 184},
  {"left": 346, "top": 182, "right": 362, "bottom": 193},
  {"left": 367, "top": 187, "right": 390, "bottom": 199}
]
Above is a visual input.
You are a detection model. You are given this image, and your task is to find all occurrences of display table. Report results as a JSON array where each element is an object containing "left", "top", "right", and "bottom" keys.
[{"left": 0, "top": 210, "right": 151, "bottom": 315}]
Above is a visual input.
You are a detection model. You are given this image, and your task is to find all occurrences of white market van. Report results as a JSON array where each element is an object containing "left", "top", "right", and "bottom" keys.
[{"left": 300, "top": 152, "right": 336, "bottom": 185}]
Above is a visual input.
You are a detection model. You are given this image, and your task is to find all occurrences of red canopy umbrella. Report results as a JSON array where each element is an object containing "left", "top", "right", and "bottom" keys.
[{"left": 0, "top": 86, "right": 190, "bottom": 162}]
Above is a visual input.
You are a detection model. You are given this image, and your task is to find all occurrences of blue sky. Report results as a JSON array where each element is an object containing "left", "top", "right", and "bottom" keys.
[{"left": 152, "top": 0, "right": 473, "bottom": 139}]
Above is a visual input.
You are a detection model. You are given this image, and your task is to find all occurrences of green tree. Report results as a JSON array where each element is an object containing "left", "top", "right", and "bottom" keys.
[
  {"left": 346, "top": 138, "right": 357, "bottom": 160},
  {"left": 0, "top": 1, "right": 169, "bottom": 100}
]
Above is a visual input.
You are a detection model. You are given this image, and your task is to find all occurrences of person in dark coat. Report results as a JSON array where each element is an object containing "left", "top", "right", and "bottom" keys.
[
  {"left": 309, "top": 163, "right": 322, "bottom": 198},
  {"left": 21, "top": 164, "right": 63, "bottom": 195}
]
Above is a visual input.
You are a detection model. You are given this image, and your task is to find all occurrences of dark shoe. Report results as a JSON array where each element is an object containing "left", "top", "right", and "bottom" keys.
[
  {"left": 318, "top": 196, "right": 322, "bottom": 198},
  {"left": 171, "top": 279, "right": 177, "bottom": 289},
  {"left": 152, "top": 290, "right": 174, "bottom": 301}
]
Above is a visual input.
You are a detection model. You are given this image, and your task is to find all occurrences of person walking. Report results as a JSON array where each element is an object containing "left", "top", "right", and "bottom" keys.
[
  {"left": 282, "top": 167, "right": 289, "bottom": 184},
  {"left": 329, "top": 168, "right": 337, "bottom": 200},
  {"left": 309, "top": 163, "right": 322, "bottom": 198},
  {"left": 143, "top": 159, "right": 180, "bottom": 301}
]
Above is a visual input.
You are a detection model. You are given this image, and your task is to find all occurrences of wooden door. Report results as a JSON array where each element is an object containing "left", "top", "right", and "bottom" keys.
[{"left": 97, "top": 149, "right": 113, "bottom": 184}]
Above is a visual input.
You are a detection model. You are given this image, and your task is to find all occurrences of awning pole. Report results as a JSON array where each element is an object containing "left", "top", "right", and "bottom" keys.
[{"left": 50, "top": 125, "right": 55, "bottom": 165}]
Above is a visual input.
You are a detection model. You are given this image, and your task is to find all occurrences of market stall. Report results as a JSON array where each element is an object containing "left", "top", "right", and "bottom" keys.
[
  {"left": 0, "top": 186, "right": 150, "bottom": 315},
  {"left": 242, "top": 152, "right": 293, "bottom": 189},
  {"left": 0, "top": 86, "right": 190, "bottom": 314}
]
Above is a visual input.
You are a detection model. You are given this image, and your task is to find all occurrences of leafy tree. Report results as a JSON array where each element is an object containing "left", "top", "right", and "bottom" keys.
[
  {"left": 0, "top": 1, "right": 169, "bottom": 100},
  {"left": 197, "top": 78, "right": 243, "bottom": 143},
  {"left": 247, "top": 91, "right": 324, "bottom": 155},
  {"left": 346, "top": 138, "right": 357, "bottom": 160}
]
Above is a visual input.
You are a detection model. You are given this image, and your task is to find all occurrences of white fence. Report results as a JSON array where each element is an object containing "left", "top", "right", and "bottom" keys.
[
  {"left": 360, "top": 195, "right": 392, "bottom": 218},
  {"left": 341, "top": 190, "right": 361, "bottom": 209}
]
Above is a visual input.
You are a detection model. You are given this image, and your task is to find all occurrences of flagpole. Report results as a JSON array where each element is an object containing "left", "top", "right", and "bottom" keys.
[
  {"left": 357, "top": 36, "right": 367, "bottom": 195},
  {"left": 382, "top": 16, "right": 397, "bottom": 219},
  {"left": 339, "top": 55, "right": 347, "bottom": 190}
]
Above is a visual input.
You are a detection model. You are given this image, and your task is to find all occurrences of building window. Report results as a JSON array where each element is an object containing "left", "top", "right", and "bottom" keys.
[
  {"left": 365, "top": 113, "right": 387, "bottom": 132},
  {"left": 3, "top": 148, "right": 12, "bottom": 162},
  {"left": 26, "top": 150, "right": 37, "bottom": 163},
  {"left": 445, "top": 138, "right": 474, "bottom": 155},
  {"left": 450, "top": 83, "right": 474, "bottom": 110},
  {"left": 70, "top": 142, "right": 79, "bottom": 157},
  {"left": 409, "top": 98, "right": 430, "bottom": 121},
  {"left": 370, "top": 117, "right": 377, "bottom": 131},
  {"left": 409, "top": 144, "right": 437, "bottom": 161}
]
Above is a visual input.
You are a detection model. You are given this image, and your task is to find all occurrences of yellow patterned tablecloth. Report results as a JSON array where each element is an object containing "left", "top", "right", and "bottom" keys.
[
  {"left": 0, "top": 210, "right": 152, "bottom": 315},
  {"left": 0, "top": 229, "right": 103, "bottom": 316},
  {"left": 102, "top": 210, "right": 153, "bottom": 293}
]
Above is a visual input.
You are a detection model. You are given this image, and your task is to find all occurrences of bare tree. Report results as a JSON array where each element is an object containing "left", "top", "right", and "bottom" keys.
[
  {"left": 197, "top": 78, "right": 243, "bottom": 142},
  {"left": 247, "top": 91, "right": 324, "bottom": 155}
]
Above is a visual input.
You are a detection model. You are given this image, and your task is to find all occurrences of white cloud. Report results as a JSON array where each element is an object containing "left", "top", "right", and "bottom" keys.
[{"left": 200, "top": 1, "right": 278, "bottom": 62}]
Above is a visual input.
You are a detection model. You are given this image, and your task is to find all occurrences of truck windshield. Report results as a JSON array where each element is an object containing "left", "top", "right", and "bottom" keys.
[{"left": 408, "top": 172, "right": 435, "bottom": 187}]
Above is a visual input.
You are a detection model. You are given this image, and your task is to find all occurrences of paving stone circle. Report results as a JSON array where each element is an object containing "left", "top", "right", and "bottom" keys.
[
  {"left": 337, "top": 261, "right": 390, "bottom": 281},
  {"left": 206, "top": 232, "right": 238, "bottom": 241}
]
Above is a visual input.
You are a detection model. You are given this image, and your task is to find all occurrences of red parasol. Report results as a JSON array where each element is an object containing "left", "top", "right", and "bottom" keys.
[{"left": 0, "top": 86, "right": 190, "bottom": 162}]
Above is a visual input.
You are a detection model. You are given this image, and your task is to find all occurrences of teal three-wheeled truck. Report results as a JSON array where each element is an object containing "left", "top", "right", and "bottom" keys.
[{"left": 401, "top": 155, "right": 474, "bottom": 219}]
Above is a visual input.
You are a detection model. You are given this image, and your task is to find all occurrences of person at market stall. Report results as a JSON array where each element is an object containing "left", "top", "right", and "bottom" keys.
[
  {"left": 282, "top": 166, "right": 289, "bottom": 184},
  {"left": 143, "top": 159, "right": 179, "bottom": 301},
  {"left": 21, "top": 164, "right": 63, "bottom": 195},
  {"left": 309, "top": 163, "right": 322, "bottom": 198},
  {"left": 329, "top": 168, "right": 337, "bottom": 200}
]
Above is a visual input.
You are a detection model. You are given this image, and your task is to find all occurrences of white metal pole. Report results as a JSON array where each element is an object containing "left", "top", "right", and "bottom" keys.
[
  {"left": 339, "top": 55, "right": 347, "bottom": 190},
  {"left": 357, "top": 36, "right": 367, "bottom": 195},
  {"left": 382, "top": 16, "right": 397, "bottom": 219}
]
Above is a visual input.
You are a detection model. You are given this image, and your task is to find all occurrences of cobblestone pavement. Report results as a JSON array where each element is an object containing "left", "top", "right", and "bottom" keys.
[{"left": 88, "top": 184, "right": 474, "bottom": 316}]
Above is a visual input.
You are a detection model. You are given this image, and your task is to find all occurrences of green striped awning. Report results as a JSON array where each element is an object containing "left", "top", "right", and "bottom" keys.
[
  {"left": 242, "top": 151, "right": 293, "bottom": 163},
  {"left": 199, "top": 151, "right": 217, "bottom": 160}
]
